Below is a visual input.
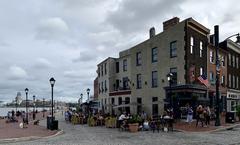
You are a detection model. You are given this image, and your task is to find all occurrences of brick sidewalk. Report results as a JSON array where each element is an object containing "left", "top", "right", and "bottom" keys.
[
  {"left": 0, "top": 111, "right": 58, "bottom": 139},
  {"left": 174, "top": 117, "right": 240, "bottom": 132}
]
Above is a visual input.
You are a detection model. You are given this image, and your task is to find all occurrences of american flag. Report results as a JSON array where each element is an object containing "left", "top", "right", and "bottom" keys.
[{"left": 198, "top": 75, "right": 209, "bottom": 87}]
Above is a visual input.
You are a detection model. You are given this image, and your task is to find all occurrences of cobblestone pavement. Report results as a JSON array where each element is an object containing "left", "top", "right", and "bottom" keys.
[{"left": 5, "top": 115, "right": 240, "bottom": 145}]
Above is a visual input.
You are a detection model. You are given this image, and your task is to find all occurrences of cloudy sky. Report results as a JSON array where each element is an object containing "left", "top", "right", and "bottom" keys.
[{"left": 0, "top": 0, "right": 239, "bottom": 103}]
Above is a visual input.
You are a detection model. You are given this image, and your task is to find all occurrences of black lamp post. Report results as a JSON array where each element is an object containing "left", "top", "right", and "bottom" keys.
[
  {"left": 43, "top": 98, "right": 45, "bottom": 118},
  {"left": 33, "top": 95, "right": 36, "bottom": 120},
  {"left": 86, "top": 88, "right": 90, "bottom": 115},
  {"left": 15, "top": 96, "right": 17, "bottom": 113},
  {"left": 49, "top": 77, "right": 56, "bottom": 124},
  {"left": 80, "top": 93, "right": 83, "bottom": 104},
  {"left": 25, "top": 88, "right": 29, "bottom": 124},
  {"left": 167, "top": 73, "right": 173, "bottom": 108}
]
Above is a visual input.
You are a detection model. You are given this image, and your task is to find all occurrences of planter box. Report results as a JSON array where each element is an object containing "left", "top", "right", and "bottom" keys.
[{"left": 128, "top": 123, "right": 139, "bottom": 133}]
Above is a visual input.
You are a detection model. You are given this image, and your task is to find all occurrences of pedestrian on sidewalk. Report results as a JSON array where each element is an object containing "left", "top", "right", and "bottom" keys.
[
  {"left": 196, "top": 105, "right": 204, "bottom": 127},
  {"left": 205, "top": 106, "right": 211, "bottom": 126},
  {"left": 186, "top": 106, "right": 193, "bottom": 124}
]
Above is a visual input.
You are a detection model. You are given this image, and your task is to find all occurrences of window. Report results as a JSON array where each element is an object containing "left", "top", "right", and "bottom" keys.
[
  {"left": 229, "top": 74, "right": 232, "bottom": 88},
  {"left": 233, "top": 75, "right": 235, "bottom": 88},
  {"left": 98, "top": 67, "right": 100, "bottom": 77},
  {"left": 136, "top": 52, "right": 142, "bottom": 66},
  {"left": 210, "top": 72, "right": 214, "bottom": 84},
  {"left": 229, "top": 54, "right": 231, "bottom": 66},
  {"left": 123, "top": 59, "right": 127, "bottom": 71},
  {"left": 200, "top": 67, "right": 203, "bottom": 76},
  {"left": 210, "top": 50, "right": 214, "bottom": 63},
  {"left": 200, "top": 41, "right": 203, "bottom": 57},
  {"left": 125, "top": 97, "right": 130, "bottom": 104},
  {"left": 233, "top": 55, "right": 235, "bottom": 68},
  {"left": 116, "top": 79, "right": 119, "bottom": 90},
  {"left": 152, "top": 71, "right": 158, "bottom": 88},
  {"left": 101, "top": 65, "right": 103, "bottom": 76},
  {"left": 236, "top": 57, "right": 239, "bottom": 69},
  {"left": 104, "top": 63, "right": 107, "bottom": 75},
  {"left": 152, "top": 97, "right": 158, "bottom": 102},
  {"left": 152, "top": 104, "right": 158, "bottom": 116},
  {"left": 152, "top": 47, "right": 158, "bottom": 63},
  {"left": 104, "top": 80, "right": 107, "bottom": 92},
  {"left": 116, "top": 62, "right": 119, "bottom": 73},
  {"left": 137, "top": 74, "right": 142, "bottom": 89},
  {"left": 231, "top": 101, "right": 236, "bottom": 112},
  {"left": 99, "top": 83, "right": 101, "bottom": 94},
  {"left": 123, "top": 77, "right": 129, "bottom": 89},
  {"left": 101, "top": 82, "right": 104, "bottom": 92},
  {"left": 111, "top": 98, "right": 115, "bottom": 105},
  {"left": 221, "top": 55, "right": 225, "bottom": 67},
  {"left": 170, "top": 41, "right": 177, "bottom": 57},
  {"left": 221, "top": 75, "right": 225, "bottom": 86},
  {"left": 137, "top": 98, "right": 142, "bottom": 114},
  {"left": 170, "top": 67, "right": 177, "bottom": 85},
  {"left": 190, "top": 37, "right": 194, "bottom": 54},
  {"left": 118, "top": 97, "right": 122, "bottom": 105}
]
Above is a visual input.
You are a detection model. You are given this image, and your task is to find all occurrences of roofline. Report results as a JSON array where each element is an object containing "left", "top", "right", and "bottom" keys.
[{"left": 97, "top": 57, "right": 117, "bottom": 66}]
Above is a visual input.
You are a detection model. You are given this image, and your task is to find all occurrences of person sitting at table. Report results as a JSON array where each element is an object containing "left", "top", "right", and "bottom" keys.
[{"left": 143, "top": 119, "right": 150, "bottom": 131}]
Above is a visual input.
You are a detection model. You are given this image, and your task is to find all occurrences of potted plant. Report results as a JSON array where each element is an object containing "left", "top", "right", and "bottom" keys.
[
  {"left": 128, "top": 115, "right": 142, "bottom": 132},
  {"left": 236, "top": 105, "right": 240, "bottom": 121}
]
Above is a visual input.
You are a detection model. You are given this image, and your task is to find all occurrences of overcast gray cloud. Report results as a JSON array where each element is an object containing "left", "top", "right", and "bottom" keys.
[{"left": 0, "top": 0, "right": 239, "bottom": 103}]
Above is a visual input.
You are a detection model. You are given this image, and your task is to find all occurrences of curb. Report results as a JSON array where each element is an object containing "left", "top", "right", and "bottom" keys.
[
  {"left": 0, "top": 129, "right": 64, "bottom": 144},
  {"left": 174, "top": 123, "right": 240, "bottom": 133}
]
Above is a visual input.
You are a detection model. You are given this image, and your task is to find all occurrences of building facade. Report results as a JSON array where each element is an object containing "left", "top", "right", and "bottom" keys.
[
  {"left": 220, "top": 39, "right": 240, "bottom": 112},
  {"left": 96, "top": 17, "right": 240, "bottom": 117}
]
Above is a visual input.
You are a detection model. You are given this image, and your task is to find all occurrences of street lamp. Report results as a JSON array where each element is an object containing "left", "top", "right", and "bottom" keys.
[
  {"left": 43, "top": 98, "right": 45, "bottom": 118},
  {"left": 214, "top": 25, "right": 221, "bottom": 126},
  {"left": 86, "top": 88, "right": 90, "bottom": 115},
  {"left": 226, "top": 33, "right": 240, "bottom": 43},
  {"left": 167, "top": 73, "right": 173, "bottom": 108},
  {"left": 25, "top": 88, "right": 29, "bottom": 124},
  {"left": 49, "top": 77, "right": 56, "bottom": 124},
  {"left": 33, "top": 95, "right": 36, "bottom": 120}
]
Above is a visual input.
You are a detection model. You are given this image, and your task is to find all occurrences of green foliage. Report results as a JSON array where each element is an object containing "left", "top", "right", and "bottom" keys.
[
  {"left": 236, "top": 105, "right": 240, "bottom": 117},
  {"left": 128, "top": 115, "right": 142, "bottom": 124}
]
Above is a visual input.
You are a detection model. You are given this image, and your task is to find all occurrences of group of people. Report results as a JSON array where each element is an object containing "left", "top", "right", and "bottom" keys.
[{"left": 186, "top": 104, "right": 215, "bottom": 127}]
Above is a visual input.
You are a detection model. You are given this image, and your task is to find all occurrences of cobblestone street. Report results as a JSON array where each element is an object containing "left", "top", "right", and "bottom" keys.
[{"left": 4, "top": 115, "right": 240, "bottom": 145}]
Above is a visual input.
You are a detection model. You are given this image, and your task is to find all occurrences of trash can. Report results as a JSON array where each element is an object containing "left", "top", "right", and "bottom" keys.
[
  {"left": 47, "top": 115, "right": 55, "bottom": 129},
  {"left": 51, "top": 120, "right": 58, "bottom": 130},
  {"left": 225, "top": 112, "right": 235, "bottom": 123}
]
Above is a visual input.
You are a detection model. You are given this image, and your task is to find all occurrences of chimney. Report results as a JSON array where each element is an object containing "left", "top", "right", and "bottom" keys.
[
  {"left": 163, "top": 17, "right": 180, "bottom": 31},
  {"left": 149, "top": 27, "right": 155, "bottom": 38}
]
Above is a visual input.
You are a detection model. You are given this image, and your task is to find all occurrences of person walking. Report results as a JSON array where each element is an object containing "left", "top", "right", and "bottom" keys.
[
  {"left": 205, "top": 106, "right": 211, "bottom": 126},
  {"left": 186, "top": 106, "right": 193, "bottom": 124},
  {"left": 196, "top": 105, "right": 204, "bottom": 127}
]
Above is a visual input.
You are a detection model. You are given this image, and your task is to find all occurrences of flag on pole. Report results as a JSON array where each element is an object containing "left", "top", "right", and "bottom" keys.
[{"left": 198, "top": 75, "right": 209, "bottom": 87}]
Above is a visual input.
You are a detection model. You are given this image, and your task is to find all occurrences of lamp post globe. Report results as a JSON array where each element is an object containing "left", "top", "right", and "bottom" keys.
[
  {"left": 25, "top": 88, "right": 29, "bottom": 124},
  {"left": 49, "top": 77, "right": 56, "bottom": 127}
]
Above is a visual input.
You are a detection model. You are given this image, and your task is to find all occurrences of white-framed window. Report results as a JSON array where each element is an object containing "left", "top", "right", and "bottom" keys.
[
  {"left": 221, "top": 55, "right": 225, "bottom": 67},
  {"left": 200, "top": 41, "right": 203, "bottom": 57},
  {"left": 200, "top": 67, "right": 203, "bottom": 76},
  {"left": 221, "top": 75, "right": 225, "bottom": 86},
  {"left": 190, "top": 37, "right": 194, "bottom": 54},
  {"left": 210, "top": 71, "right": 214, "bottom": 84},
  {"left": 210, "top": 50, "right": 214, "bottom": 63}
]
